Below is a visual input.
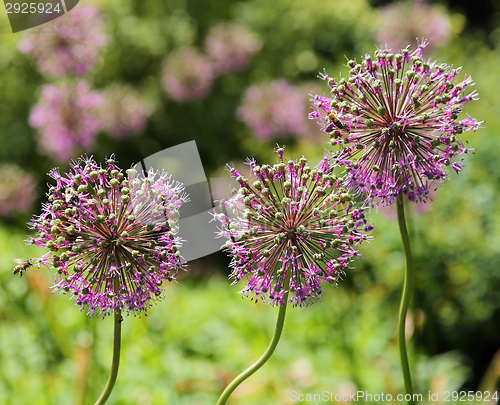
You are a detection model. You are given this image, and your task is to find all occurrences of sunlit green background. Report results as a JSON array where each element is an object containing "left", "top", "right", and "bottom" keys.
[{"left": 0, "top": 0, "right": 499, "bottom": 403}]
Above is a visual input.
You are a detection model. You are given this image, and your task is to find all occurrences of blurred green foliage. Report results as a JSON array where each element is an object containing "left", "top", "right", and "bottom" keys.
[
  {"left": 0, "top": 227, "right": 470, "bottom": 405},
  {"left": 0, "top": 0, "right": 500, "bottom": 403}
]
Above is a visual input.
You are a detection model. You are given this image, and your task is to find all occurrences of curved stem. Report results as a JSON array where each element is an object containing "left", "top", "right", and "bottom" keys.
[
  {"left": 396, "top": 197, "right": 415, "bottom": 405},
  {"left": 217, "top": 286, "right": 290, "bottom": 405},
  {"left": 94, "top": 286, "right": 122, "bottom": 405}
]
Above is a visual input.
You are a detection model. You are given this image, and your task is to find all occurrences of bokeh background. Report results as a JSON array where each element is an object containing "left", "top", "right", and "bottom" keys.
[{"left": 0, "top": 0, "right": 499, "bottom": 403}]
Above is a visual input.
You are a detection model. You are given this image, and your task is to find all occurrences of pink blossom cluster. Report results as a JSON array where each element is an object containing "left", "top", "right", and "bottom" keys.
[
  {"left": 375, "top": 0, "right": 452, "bottom": 53},
  {"left": 204, "top": 22, "right": 260, "bottom": 75},
  {"left": 18, "top": 5, "right": 108, "bottom": 76},
  {"left": 309, "top": 41, "right": 480, "bottom": 205},
  {"left": 27, "top": 156, "right": 188, "bottom": 317},
  {"left": 214, "top": 147, "right": 373, "bottom": 307},
  {"left": 162, "top": 46, "right": 215, "bottom": 103},
  {"left": 237, "top": 80, "right": 312, "bottom": 140},
  {"left": 29, "top": 80, "right": 102, "bottom": 162},
  {"left": 162, "top": 23, "right": 259, "bottom": 102}
]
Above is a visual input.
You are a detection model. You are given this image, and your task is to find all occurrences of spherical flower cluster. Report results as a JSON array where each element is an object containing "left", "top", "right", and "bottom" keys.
[
  {"left": 162, "top": 46, "right": 214, "bottom": 102},
  {"left": 27, "top": 156, "right": 188, "bottom": 317},
  {"left": 214, "top": 147, "right": 373, "bottom": 307},
  {"left": 375, "top": 0, "right": 452, "bottom": 53},
  {"left": 237, "top": 80, "right": 310, "bottom": 140},
  {"left": 204, "top": 22, "right": 260, "bottom": 75},
  {"left": 29, "top": 80, "right": 102, "bottom": 162},
  {"left": 309, "top": 41, "right": 481, "bottom": 205},
  {"left": 18, "top": 5, "right": 108, "bottom": 76},
  {"left": 0, "top": 164, "right": 37, "bottom": 216},
  {"left": 99, "top": 84, "right": 154, "bottom": 139}
]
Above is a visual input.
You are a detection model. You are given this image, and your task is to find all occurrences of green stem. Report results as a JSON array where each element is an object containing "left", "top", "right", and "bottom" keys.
[
  {"left": 217, "top": 289, "right": 290, "bottom": 405},
  {"left": 94, "top": 307, "right": 122, "bottom": 405},
  {"left": 396, "top": 197, "right": 415, "bottom": 405}
]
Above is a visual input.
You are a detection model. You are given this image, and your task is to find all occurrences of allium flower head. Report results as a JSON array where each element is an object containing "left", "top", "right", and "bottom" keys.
[
  {"left": 18, "top": 5, "right": 108, "bottom": 76},
  {"left": 204, "top": 22, "right": 260, "bottom": 75},
  {"left": 237, "top": 80, "right": 310, "bottom": 140},
  {"left": 162, "top": 46, "right": 214, "bottom": 102},
  {"left": 27, "top": 156, "right": 187, "bottom": 317},
  {"left": 99, "top": 84, "right": 154, "bottom": 139},
  {"left": 0, "top": 164, "right": 37, "bottom": 216},
  {"left": 29, "top": 80, "right": 102, "bottom": 162},
  {"left": 214, "top": 147, "right": 373, "bottom": 307},
  {"left": 309, "top": 41, "right": 481, "bottom": 205}
]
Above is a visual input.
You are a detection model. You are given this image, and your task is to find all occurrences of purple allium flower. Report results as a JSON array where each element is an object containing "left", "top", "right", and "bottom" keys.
[
  {"left": 0, "top": 164, "right": 37, "bottom": 216},
  {"left": 18, "top": 5, "right": 108, "bottom": 76},
  {"left": 375, "top": 0, "right": 452, "bottom": 53},
  {"left": 214, "top": 147, "right": 373, "bottom": 307},
  {"left": 204, "top": 22, "right": 260, "bottom": 75},
  {"left": 161, "top": 46, "right": 214, "bottom": 102},
  {"left": 309, "top": 41, "right": 481, "bottom": 205},
  {"left": 27, "top": 156, "right": 188, "bottom": 317},
  {"left": 237, "top": 80, "right": 310, "bottom": 140},
  {"left": 29, "top": 80, "right": 102, "bottom": 162},
  {"left": 99, "top": 84, "right": 154, "bottom": 139}
]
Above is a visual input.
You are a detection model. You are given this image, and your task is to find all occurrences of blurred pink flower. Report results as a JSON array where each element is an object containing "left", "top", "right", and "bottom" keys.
[
  {"left": 18, "top": 5, "right": 108, "bottom": 76},
  {"left": 0, "top": 164, "right": 37, "bottom": 216},
  {"left": 375, "top": 0, "right": 452, "bottom": 53},
  {"left": 237, "top": 79, "right": 310, "bottom": 140},
  {"left": 29, "top": 80, "right": 102, "bottom": 162},
  {"left": 99, "top": 84, "right": 154, "bottom": 139},
  {"left": 204, "top": 22, "right": 260, "bottom": 75},
  {"left": 162, "top": 46, "right": 214, "bottom": 102}
]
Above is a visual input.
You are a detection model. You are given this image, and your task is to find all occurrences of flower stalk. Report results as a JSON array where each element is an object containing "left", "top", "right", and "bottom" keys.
[
  {"left": 94, "top": 307, "right": 122, "bottom": 405},
  {"left": 217, "top": 274, "right": 290, "bottom": 405},
  {"left": 396, "top": 196, "right": 414, "bottom": 405}
]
